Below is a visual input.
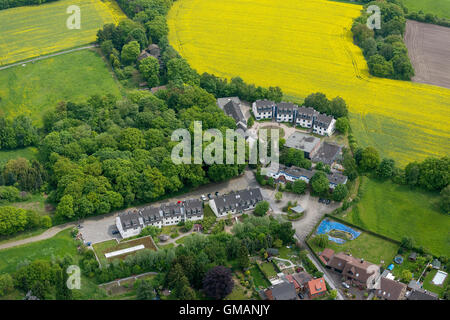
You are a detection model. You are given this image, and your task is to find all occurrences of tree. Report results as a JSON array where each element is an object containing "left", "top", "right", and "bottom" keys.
[
  {"left": 359, "top": 147, "right": 380, "bottom": 171},
  {"left": 237, "top": 243, "right": 250, "bottom": 270},
  {"left": 439, "top": 185, "right": 450, "bottom": 215},
  {"left": 335, "top": 117, "right": 350, "bottom": 134},
  {"left": 139, "top": 56, "right": 160, "bottom": 87},
  {"left": 203, "top": 266, "right": 234, "bottom": 300},
  {"left": 183, "top": 220, "right": 194, "bottom": 232},
  {"left": 0, "top": 206, "right": 28, "bottom": 236},
  {"left": 292, "top": 179, "right": 307, "bottom": 194},
  {"left": 313, "top": 234, "right": 329, "bottom": 248},
  {"left": 254, "top": 201, "right": 270, "bottom": 216},
  {"left": 376, "top": 158, "right": 396, "bottom": 179},
  {"left": 310, "top": 171, "right": 329, "bottom": 194},
  {"left": 121, "top": 41, "right": 140, "bottom": 65},
  {"left": 332, "top": 184, "right": 348, "bottom": 202},
  {"left": 303, "top": 92, "right": 330, "bottom": 114},
  {"left": 329, "top": 289, "right": 337, "bottom": 300},
  {"left": 367, "top": 54, "right": 394, "bottom": 78},
  {"left": 0, "top": 274, "right": 14, "bottom": 297},
  {"left": 118, "top": 128, "right": 145, "bottom": 151},
  {"left": 56, "top": 195, "right": 74, "bottom": 219},
  {"left": 401, "top": 237, "right": 415, "bottom": 250},
  {"left": 401, "top": 270, "right": 413, "bottom": 282},
  {"left": 329, "top": 97, "right": 348, "bottom": 118},
  {"left": 136, "top": 279, "right": 155, "bottom": 300},
  {"left": 167, "top": 58, "right": 200, "bottom": 86},
  {"left": 145, "top": 15, "right": 168, "bottom": 42},
  {"left": 275, "top": 191, "right": 283, "bottom": 202}
]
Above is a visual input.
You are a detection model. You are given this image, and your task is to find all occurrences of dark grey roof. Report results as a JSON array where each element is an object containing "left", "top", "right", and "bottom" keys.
[
  {"left": 160, "top": 202, "right": 183, "bottom": 218},
  {"left": 217, "top": 97, "right": 241, "bottom": 110},
  {"left": 407, "top": 289, "right": 439, "bottom": 300},
  {"left": 292, "top": 272, "right": 313, "bottom": 286},
  {"left": 255, "top": 99, "right": 275, "bottom": 112},
  {"left": 314, "top": 113, "right": 334, "bottom": 129},
  {"left": 296, "top": 106, "right": 318, "bottom": 120},
  {"left": 327, "top": 172, "right": 348, "bottom": 185},
  {"left": 376, "top": 277, "right": 407, "bottom": 300},
  {"left": 183, "top": 199, "right": 203, "bottom": 217},
  {"left": 140, "top": 206, "right": 162, "bottom": 224},
  {"left": 281, "top": 166, "right": 315, "bottom": 180},
  {"left": 118, "top": 210, "right": 140, "bottom": 230},
  {"left": 223, "top": 100, "right": 246, "bottom": 125},
  {"left": 270, "top": 281, "right": 297, "bottom": 300},
  {"left": 311, "top": 142, "right": 342, "bottom": 165},
  {"left": 213, "top": 188, "right": 263, "bottom": 213},
  {"left": 276, "top": 102, "right": 297, "bottom": 116}
]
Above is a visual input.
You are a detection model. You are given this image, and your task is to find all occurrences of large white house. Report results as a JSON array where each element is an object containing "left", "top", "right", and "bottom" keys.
[
  {"left": 313, "top": 113, "right": 336, "bottom": 136},
  {"left": 116, "top": 199, "right": 204, "bottom": 239},
  {"left": 276, "top": 102, "right": 297, "bottom": 123},
  {"left": 252, "top": 99, "right": 276, "bottom": 120}
]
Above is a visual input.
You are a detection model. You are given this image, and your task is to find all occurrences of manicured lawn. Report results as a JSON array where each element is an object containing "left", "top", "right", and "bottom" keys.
[
  {"left": 341, "top": 177, "right": 450, "bottom": 256},
  {"left": 0, "top": 0, "right": 125, "bottom": 65},
  {"left": 249, "top": 264, "right": 271, "bottom": 289},
  {"left": 93, "top": 236, "right": 157, "bottom": 267},
  {"left": 309, "top": 230, "right": 398, "bottom": 267},
  {"left": 0, "top": 228, "right": 77, "bottom": 274},
  {"left": 259, "top": 262, "right": 278, "bottom": 278},
  {"left": 422, "top": 269, "right": 448, "bottom": 297},
  {"left": 0, "top": 49, "right": 122, "bottom": 124}
]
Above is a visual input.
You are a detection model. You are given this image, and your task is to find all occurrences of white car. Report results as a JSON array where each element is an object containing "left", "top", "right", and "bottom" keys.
[
  {"left": 342, "top": 282, "right": 350, "bottom": 289},
  {"left": 201, "top": 195, "right": 208, "bottom": 201}
]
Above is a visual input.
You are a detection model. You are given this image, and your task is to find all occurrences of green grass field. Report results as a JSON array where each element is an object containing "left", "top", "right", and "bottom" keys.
[
  {"left": 0, "top": 49, "right": 122, "bottom": 124},
  {"left": 0, "top": 228, "right": 76, "bottom": 274},
  {"left": 402, "top": 0, "right": 450, "bottom": 19},
  {"left": 249, "top": 264, "right": 271, "bottom": 288},
  {"left": 0, "top": 147, "right": 38, "bottom": 166},
  {"left": 0, "top": 0, "right": 125, "bottom": 65},
  {"left": 422, "top": 269, "right": 448, "bottom": 296},
  {"left": 342, "top": 177, "right": 450, "bottom": 256},
  {"left": 309, "top": 228, "right": 398, "bottom": 266}
]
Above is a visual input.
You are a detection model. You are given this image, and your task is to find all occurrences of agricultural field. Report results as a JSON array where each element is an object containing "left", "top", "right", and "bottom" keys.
[
  {"left": 402, "top": 0, "right": 450, "bottom": 20},
  {"left": 168, "top": 0, "right": 450, "bottom": 166},
  {"left": 0, "top": 49, "right": 122, "bottom": 124},
  {"left": 404, "top": 20, "right": 450, "bottom": 89},
  {"left": 341, "top": 177, "right": 450, "bottom": 257},
  {"left": 0, "top": 0, "right": 125, "bottom": 66}
]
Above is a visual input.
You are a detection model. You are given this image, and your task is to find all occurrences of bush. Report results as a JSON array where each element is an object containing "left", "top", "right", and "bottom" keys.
[{"left": 254, "top": 201, "right": 270, "bottom": 216}]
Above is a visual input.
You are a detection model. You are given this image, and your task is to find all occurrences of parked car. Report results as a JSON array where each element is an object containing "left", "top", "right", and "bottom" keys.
[
  {"left": 319, "top": 198, "right": 324, "bottom": 203},
  {"left": 201, "top": 194, "right": 208, "bottom": 201},
  {"left": 325, "top": 199, "right": 331, "bottom": 205},
  {"left": 112, "top": 229, "right": 120, "bottom": 235},
  {"left": 342, "top": 282, "right": 350, "bottom": 289},
  {"left": 298, "top": 293, "right": 304, "bottom": 299},
  {"left": 215, "top": 191, "right": 219, "bottom": 196},
  {"left": 207, "top": 193, "right": 212, "bottom": 199}
]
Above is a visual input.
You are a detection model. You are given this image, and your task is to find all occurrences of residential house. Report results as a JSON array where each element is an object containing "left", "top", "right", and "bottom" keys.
[
  {"left": 276, "top": 102, "right": 297, "bottom": 123},
  {"left": 326, "top": 252, "right": 380, "bottom": 289},
  {"left": 307, "top": 277, "right": 327, "bottom": 298},
  {"left": 285, "top": 275, "right": 301, "bottom": 292},
  {"left": 375, "top": 276, "right": 407, "bottom": 300},
  {"left": 311, "top": 142, "right": 342, "bottom": 166},
  {"left": 264, "top": 281, "right": 298, "bottom": 300},
  {"left": 319, "top": 248, "right": 335, "bottom": 265},
  {"left": 116, "top": 199, "right": 204, "bottom": 239},
  {"left": 292, "top": 272, "right": 313, "bottom": 292},
  {"left": 313, "top": 113, "right": 336, "bottom": 136},
  {"left": 406, "top": 288, "right": 439, "bottom": 300},
  {"left": 209, "top": 188, "right": 264, "bottom": 217},
  {"left": 296, "top": 107, "right": 318, "bottom": 128},
  {"left": 252, "top": 99, "right": 276, "bottom": 120}
]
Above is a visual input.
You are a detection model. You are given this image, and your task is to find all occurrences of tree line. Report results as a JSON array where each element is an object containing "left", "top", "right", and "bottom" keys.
[
  {"left": 352, "top": 0, "right": 414, "bottom": 80},
  {"left": 0, "top": 0, "right": 58, "bottom": 10}
]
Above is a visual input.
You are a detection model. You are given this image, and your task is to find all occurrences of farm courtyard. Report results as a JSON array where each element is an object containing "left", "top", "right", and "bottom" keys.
[
  {"left": 168, "top": 0, "right": 450, "bottom": 166},
  {"left": 0, "top": 0, "right": 125, "bottom": 66}
]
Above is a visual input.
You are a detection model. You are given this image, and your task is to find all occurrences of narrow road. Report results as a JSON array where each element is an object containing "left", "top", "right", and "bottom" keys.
[
  {"left": 306, "top": 250, "right": 345, "bottom": 300},
  {"left": 0, "top": 45, "right": 98, "bottom": 71}
]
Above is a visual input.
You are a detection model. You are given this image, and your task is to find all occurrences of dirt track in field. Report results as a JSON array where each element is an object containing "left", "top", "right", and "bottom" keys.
[{"left": 404, "top": 20, "right": 450, "bottom": 89}]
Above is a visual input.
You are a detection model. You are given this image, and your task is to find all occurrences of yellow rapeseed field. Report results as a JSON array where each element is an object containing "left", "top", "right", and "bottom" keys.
[
  {"left": 168, "top": 0, "right": 450, "bottom": 165},
  {"left": 0, "top": 0, "right": 126, "bottom": 66}
]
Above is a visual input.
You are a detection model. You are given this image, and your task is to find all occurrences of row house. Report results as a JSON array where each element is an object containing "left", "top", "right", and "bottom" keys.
[
  {"left": 252, "top": 100, "right": 336, "bottom": 136},
  {"left": 209, "top": 188, "right": 264, "bottom": 217},
  {"left": 116, "top": 199, "right": 204, "bottom": 239}
]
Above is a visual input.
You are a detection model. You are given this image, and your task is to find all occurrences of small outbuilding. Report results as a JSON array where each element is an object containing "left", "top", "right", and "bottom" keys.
[
  {"left": 431, "top": 259, "right": 441, "bottom": 270},
  {"left": 409, "top": 252, "right": 417, "bottom": 261},
  {"left": 291, "top": 205, "right": 305, "bottom": 214}
]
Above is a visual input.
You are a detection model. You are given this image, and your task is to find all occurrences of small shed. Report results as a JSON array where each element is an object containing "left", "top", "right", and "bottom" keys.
[
  {"left": 409, "top": 252, "right": 417, "bottom": 261},
  {"left": 431, "top": 259, "right": 441, "bottom": 270},
  {"left": 267, "top": 248, "right": 279, "bottom": 257}
]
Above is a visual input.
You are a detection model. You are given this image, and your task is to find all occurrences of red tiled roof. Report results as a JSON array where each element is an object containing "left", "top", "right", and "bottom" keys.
[
  {"left": 308, "top": 277, "right": 327, "bottom": 295},
  {"left": 320, "top": 248, "right": 335, "bottom": 261}
]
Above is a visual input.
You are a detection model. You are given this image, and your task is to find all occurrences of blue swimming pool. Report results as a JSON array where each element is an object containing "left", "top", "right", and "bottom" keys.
[{"left": 316, "top": 219, "right": 361, "bottom": 244}]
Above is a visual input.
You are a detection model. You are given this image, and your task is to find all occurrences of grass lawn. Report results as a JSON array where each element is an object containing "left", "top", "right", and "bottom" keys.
[
  {"left": 168, "top": 0, "right": 450, "bottom": 166},
  {"left": 0, "top": 147, "right": 38, "bottom": 166},
  {"left": 249, "top": 264, "right": 271, "bottom": 289},
  {"left": 0, "top": 0, "right": 125, "bottom": 65},
  {"left": 390, "top": 251, "right": 431, "bottom": 281},
  {"left": 0, "top": 228, "right": 76, "bottom": 274},
  {"left": 0, "top": 192, "right": 52, "bottom": 216},
  {"left": 0, "top": 49, "right": 122, "bottom": 124},
  {"left": 309, "top": 230, "right": 398, "bottom": 267},
  {"left": 203, "top": 203, "right": 216, "bottom": 219},
  {"left": 402, "top": 0, "right": 450, "bottom": 20},
  {"left": 93, "top": 236, "right": 157, "bottom": 267},
  {"left": 341, "top": 177, "right": 450, "bottom": 256},
  {"left": 422, "top": 268, "right": 448, "bottom": 297},
  {"left": 259, "top": 261, "right": 278, "bottom": 278}
]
